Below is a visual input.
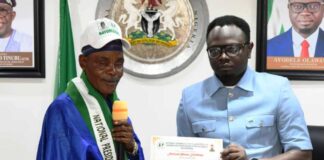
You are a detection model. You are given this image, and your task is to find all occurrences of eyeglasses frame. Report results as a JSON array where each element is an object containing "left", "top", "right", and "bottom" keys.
[
  {"left": 206, "top": 42, "right": 250, "bottom": 59},
  {"left": 288, "top": 2, "right": 324, "bottom": 13}
]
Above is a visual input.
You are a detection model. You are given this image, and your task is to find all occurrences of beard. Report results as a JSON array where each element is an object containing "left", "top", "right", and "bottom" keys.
[{"left": 298, "top": 26, "right": 317, "bottom": 36}]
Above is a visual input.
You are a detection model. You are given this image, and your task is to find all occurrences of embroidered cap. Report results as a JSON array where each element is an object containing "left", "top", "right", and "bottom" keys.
[
  {"left": 80, "top": 18, "right": 130, "bottom": 52},
  {"left": 0, "top": 0, "right": 16, "bottom": 7}
]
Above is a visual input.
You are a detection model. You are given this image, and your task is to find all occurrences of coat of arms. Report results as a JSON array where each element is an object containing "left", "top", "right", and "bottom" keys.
[{"left": 96, "top": 0, "right": 208, "bottom": 78}]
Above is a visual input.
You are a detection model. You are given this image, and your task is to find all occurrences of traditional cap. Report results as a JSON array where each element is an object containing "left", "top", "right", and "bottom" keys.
[
  {"left": 80, "top": 18, "right": 130, "bottom": 55},
  {"left": 0, "top": 0, "right": 16, "bottom": 7}
]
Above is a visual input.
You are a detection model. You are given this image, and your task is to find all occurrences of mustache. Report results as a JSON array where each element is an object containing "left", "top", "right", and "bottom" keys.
[{"left": 102, "top": 77, "right": 120, "bottom": 83}]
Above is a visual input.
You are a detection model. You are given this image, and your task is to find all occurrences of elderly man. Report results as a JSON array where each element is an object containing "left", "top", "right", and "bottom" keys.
[
  {"left": 37, "top": 18, "right": 144, "bottom": 160},
  {"left": 0, "top": 0, "right": 32, "bottom": 52}
]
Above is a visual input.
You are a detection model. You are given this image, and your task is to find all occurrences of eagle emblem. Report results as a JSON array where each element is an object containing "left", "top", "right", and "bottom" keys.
[
  {"left": 107, "top": 0, "right": 193, "bottom": 63},
  {"left": 96, "top": 0, "right": 208, "bottom": 78}
]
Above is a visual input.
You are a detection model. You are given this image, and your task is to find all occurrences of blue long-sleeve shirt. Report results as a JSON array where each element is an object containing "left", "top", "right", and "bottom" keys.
[{"left": 177, "top": 67, "right": 312, "bottom": 159}]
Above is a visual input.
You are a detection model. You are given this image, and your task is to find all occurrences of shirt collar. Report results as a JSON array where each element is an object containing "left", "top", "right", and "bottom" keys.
[
  {"left": 206, "top": 67, "right": 255, "bottom": 97},
  {"left": 292, "top": 28, "right": 319, "bottom": 50},
  {"left": 205, "top": 75, "right": 223, "bottom": 97},
  {"left": 236, "top": 67, "right": 254, "bottom": 92}
]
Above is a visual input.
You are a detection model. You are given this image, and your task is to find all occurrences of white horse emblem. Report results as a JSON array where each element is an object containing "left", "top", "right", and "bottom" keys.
[
  {"left": 118, "top": 0, "right": 142, "bottom": 36},
  {"left": 159, "top": 0, "right": 183, "bottom": 40}
]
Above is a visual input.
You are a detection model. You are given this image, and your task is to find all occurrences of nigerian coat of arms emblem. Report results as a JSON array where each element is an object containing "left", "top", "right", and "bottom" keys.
[{"left": 96, "top": 0, "right": 209, "bottom": 78}]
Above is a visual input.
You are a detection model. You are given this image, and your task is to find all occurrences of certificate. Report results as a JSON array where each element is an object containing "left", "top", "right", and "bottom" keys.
[{"left": 150, "top": 136, "right": 223, "bottom": 160}]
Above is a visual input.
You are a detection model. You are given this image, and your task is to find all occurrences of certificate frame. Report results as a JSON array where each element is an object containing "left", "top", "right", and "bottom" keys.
[
  {"left": 256, "top": 0, "right": 324, "bottom": 80},
  {"left": 0, "top": 0, "right": 45, "bottom": 78}
]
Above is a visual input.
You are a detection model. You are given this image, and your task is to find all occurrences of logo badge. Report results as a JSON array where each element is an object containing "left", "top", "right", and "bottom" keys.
[{"left": 96, "top": 0, "right": 209, "bottom": 78}]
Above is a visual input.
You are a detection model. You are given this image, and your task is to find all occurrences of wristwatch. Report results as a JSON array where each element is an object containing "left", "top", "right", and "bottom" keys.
[
  {"left": 251, "top": 158, "right": 258, "bottom": 160},
  {"left": 128, "top": 141, "right": 138, "bottom": 156}
]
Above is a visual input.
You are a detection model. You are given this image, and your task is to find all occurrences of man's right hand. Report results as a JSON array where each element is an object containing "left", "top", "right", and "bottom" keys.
[{"left": 220, "top": 143, "right": 248, "bottom": 160}]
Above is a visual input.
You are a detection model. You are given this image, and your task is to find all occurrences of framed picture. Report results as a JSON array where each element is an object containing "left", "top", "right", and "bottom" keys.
[
  {"left": 0, "top": 0, "right": 45, "bottom": 78},
  {"left": 256, "top": 0, "right": 324, "bottom": 80}
]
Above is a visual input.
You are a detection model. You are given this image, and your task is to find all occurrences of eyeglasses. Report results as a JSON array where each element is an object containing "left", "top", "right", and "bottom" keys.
[
  {"left": 0, "top": 7, "right": 11, "bottom": 17},
  {"left": 289, "top": 2, "right": 323, "bottom": 13},
  {"left": 207, "top": 43, "right": 249, "bottom": 58}
]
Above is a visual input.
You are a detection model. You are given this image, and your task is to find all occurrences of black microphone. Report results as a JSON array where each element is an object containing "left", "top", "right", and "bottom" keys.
[{"left": 117, "top": 143, "right": 125, "bottom": 160}]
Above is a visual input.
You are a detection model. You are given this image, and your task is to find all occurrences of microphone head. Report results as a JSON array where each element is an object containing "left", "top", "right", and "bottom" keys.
[{"left": 112, "top": 100, "right": 128, "bottom": 121}]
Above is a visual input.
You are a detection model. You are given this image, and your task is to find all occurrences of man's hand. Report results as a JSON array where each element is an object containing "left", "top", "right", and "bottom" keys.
[
  {"left": 221, "top": 144, "right": 248, "bottom": 160},
  {"left": 112, "top": 120, "right": 135, "bottom": 153}
]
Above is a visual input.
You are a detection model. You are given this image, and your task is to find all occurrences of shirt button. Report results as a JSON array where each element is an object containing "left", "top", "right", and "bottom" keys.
[
  {"left": 228, "top": 116, "right": 234, "bottom": 122},
  {"left": 228, "top": 92, "right": 234, "bottom": 97},
  {"left": 260, "top": 120, "right": 264, "bottom": 127}
]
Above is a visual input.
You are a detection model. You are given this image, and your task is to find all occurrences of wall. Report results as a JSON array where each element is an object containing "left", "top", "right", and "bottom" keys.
[{"left": 0, "top": 0, "right": 323, "bottom": 159}]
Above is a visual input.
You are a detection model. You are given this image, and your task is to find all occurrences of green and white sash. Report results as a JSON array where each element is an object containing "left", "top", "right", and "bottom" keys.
[{"left": 66, "top": 73, "right": 123, "bottom": 160}]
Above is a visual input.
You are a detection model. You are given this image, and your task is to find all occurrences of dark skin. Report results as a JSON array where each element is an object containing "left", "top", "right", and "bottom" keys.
[
  {"left": 0, "top": 3, "right": 15, "bottom": 38},
  {"left": 221, "top": 144, "right": 247, "bottom": 160},
  {"left": 288, "top": 0, "right": 324, "bottom": 38},
  {"left": 207, "top": 25, "right": 253, "bottom": 86},
  {"left": 79, "top": 50, "right": 135, "bottom": 154},
  {"left": 207, "top": 25, "right": 312, "bottom": 160}
]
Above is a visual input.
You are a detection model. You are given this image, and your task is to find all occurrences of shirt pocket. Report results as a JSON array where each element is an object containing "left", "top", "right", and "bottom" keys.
[
  {"left": 245, "top": 115, "right": 277, "bottom": 148},
  {"left": 192, "top": 120, "right": 217, "bottom": 137}
]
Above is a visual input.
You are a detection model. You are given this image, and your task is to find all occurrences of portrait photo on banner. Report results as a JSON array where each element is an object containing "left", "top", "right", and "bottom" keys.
[
  {"left": 0, "top": 0, "right": 45, "bottom": 78},
  {"left": 257, "top": 0, "right": 324, "bottom": 80}
]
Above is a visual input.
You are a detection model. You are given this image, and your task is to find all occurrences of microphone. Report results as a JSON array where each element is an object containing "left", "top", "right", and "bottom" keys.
[
  {"left": 112, "top": 101, "right": 128, "bottom": 160},
  {"left": 112, "top": 101, "right": 128, "bottom": 121}
]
